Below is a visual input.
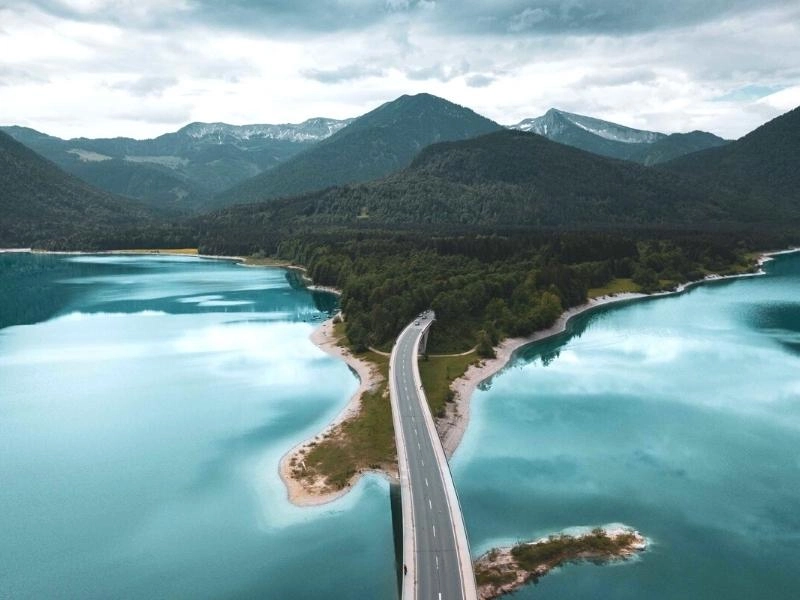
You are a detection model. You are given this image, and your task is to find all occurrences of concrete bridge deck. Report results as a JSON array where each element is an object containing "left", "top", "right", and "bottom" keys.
[{"left": 389, "top": 311, "right": 476, "bottom": 600}]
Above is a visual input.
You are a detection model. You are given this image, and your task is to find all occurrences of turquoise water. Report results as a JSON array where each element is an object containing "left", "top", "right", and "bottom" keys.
[
  {"left": 4, "top": 252, "right": 800, "bottom": 599},
  {"left": 453, "top": 253, "right": 800, "bottom": 599},
  {"left": 0, "top": 254, "right": 396, "bottom": 599}
]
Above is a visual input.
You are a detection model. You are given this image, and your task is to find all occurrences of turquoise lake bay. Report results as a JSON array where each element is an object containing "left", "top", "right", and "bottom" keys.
[
  {"left": 0, "top": 254, "right": 396, "bottom": 599},
  {"left": 453, "top": 252, "right": 800, "bottom": 599},
  {"left": 1, "top": 251, "right": 799, "bottom": 599}
]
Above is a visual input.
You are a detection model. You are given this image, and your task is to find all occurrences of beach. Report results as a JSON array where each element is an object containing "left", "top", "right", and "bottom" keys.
[{"left": 278, "top": 317, "right": 389, "bottom": 506}]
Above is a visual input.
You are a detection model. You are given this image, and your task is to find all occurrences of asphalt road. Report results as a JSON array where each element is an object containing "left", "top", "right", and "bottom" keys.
[{"left": 392, "top": 312, "right": 472, "bottom": 600}]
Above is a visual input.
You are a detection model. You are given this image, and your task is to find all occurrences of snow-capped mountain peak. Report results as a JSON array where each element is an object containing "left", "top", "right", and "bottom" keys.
[
  {"left": 179, "top": 118, "right": 354, "bottom": 143},
  {"left": 510, "top": 109, "right": 666, "bottom": 144}
]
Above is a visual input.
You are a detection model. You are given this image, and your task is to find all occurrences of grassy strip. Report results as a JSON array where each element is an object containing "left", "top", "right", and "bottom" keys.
[
  {"left": 588, "top": 277, "right": 641, "bottom": 297},
  {"left": 418, "top": 351, "right": 478, "bottom": 418},
  {"left": 293, "top": 327, "right": 396, "bottom": 491},
  {"left": 242, "top": 256, "right": 296, "bottom": 267}
]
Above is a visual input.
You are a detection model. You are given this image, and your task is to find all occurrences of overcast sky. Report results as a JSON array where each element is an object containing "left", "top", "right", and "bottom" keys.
[{"left": 1, "top": 0, "right": 799, "bottom": 140}]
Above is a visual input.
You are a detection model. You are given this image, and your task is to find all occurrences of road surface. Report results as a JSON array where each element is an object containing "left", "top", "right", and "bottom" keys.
[{"left": 389, "top": 312, "right": 476, "bottom": 600}]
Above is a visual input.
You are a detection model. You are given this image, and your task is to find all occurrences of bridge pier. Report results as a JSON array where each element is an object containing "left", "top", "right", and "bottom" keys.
[
  {"left": 390, "top": 481, "right": 404, "bottom": 599},
  {"left": 418, "top": 327, "right": 430, "bottom": 355}
]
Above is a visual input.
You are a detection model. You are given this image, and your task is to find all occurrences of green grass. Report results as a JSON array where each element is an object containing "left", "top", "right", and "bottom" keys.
[
  {"left": 418, "top": 351, "right": 477, "bottom": 418},
  {"left": 298, "top": 349, "right": 396, "bottom": 490},
  {"left": 294, "top": 328, "right": 478, "bottom": 491},
  {"left": 242, "top": 255, "right": 295, "bottom": 267},
  {"left": 588, "top": 278, "right": 641, "bottom": 298},
  {"left": 511, "top": 529, "right": 637, "bottom": 571}
]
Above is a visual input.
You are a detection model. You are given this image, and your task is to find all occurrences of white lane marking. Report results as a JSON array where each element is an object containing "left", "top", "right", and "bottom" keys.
[
  {"left": 433, "top": 524, "right": 436, "bottom": 537},
  {"left": 438, "top": 594, "right": 442, "bottom": 600},
  {"left": 421, "top": 459, "right": 424, "bottom": 466},
  {"left": 435, "top": 555, "right": 439, "bottom": 569},
  {"left": 428, "top": 498, "right": 432, "bottom": 510},
  {"left": 417, "top": 442, "right": 421, "bottom": 450},
  {"left": 425, "top": 477, "right": 429, "bottom": 487}
]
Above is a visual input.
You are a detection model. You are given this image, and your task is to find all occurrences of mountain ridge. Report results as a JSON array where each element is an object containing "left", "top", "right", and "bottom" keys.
[
  {"left": 0, "top": 117, "right": 352, "bottom": 212},
  {"left": 211, "top": 93, "right": 503, "bottom": 209},
  {"left": 508, "top": 108, "right": 728, "bottom": 165}
]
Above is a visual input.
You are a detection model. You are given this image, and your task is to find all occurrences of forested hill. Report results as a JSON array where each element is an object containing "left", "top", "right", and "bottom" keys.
[
  {"left": 0, "top": 131, "right": 180, "bottom": 249},
  {"left": 211, "top": 93, "right": 502, "bottom": 209},
  {"left": 664, "top": 105, "right": 800, "bottom": 212},
  {"left": 199, "top": 129, "right": 771, "bottom": 255}
]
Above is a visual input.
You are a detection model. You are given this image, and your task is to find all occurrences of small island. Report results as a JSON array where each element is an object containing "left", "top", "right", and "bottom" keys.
[{"left": 474, "top": 526, "right": 647, "bottom": 599}]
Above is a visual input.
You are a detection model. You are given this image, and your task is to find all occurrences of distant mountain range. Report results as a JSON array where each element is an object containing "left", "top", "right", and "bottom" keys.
[
  {"left": 213, "top": 93, "right": 502, "bottom": 208},
  {"left": 3, "top": 97, "right": 736, "bottom": 217},
  {"left": 199, "top": 102, "right": 800, "bottom": 255},
  {"left": 0, "top": 117, "right": 351, "bottom": 213},
  {"left": 3, "top": 93, "right": 798, "bottom": 254},
  {"left": 509, "top": 108, "right": 729, "bottom": 165}
]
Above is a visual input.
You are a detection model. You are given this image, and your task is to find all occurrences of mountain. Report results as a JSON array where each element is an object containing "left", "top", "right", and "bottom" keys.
[
  {"left": 0, "top": 117, "right": 351, "bottom": 213},
  {"left": 212, "top": 93, "right": 503, "bottom": 208},
  {"left": 630, "top": 130, "right": 729, "bottom": 165},
  {"left": 199, "top": 129, "right": 774, "bottom": 255},
  {"left": 0, "top": 131, "right": 161, "bottom": 249},
  {"left": 509, "top": 108, "right": 728, "bottom": 164},
  {"left": 664, "top": 105, "right": 800, "bottom": 213}
]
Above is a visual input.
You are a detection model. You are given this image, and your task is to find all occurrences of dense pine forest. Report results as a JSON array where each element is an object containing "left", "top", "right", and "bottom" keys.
[{"left": 231, "top": 228, "right": 788, "bottom": 353}]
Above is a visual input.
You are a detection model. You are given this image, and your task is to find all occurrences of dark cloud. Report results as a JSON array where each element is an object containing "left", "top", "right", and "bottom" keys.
[
  {"left": 465, "top": 74, "right": 494, "bottom": 88},
  {"left": 302, "top": 64, "right": 385, "bottom": 84},
  {"left": 405, "top": 61, "right": 470, "bottom": 82},
  {"left": 20, "top": 0, "right": 799, "bottom": 37},
  {"left": 424, "top": 0, "right": 799, "bottom": 36}
]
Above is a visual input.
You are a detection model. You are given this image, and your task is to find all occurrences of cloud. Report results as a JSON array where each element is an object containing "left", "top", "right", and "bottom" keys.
[
  {"left": 465, "top": 74, "right": 494, "bottom": 88},
  {"left": 508, "top": 7, "right": 550, "bottom": 32},
  {"left": 0, "top": 0, "right": 798, "bottom": 139},
  {"left": 0, "top": 65, "right": 49, "bottom": 86},
  {"left": 406, "top": 61, "right": 470, "bottom": 82},
  {"left": 110, "top": 75, "right": 177, "bottom": 97},
  {"left": 302, "top": 64, "right": 385, "bottom": 84}
]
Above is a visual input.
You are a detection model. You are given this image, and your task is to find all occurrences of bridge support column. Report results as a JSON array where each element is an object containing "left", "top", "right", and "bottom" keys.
[
  {"left": 389, "top": 481, "right": 404, "bottom": 598},
  {"left": 418, "top": 328, "right": 429, "bottom": 355}
]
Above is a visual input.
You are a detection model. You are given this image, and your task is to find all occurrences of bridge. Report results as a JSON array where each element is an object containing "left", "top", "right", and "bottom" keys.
[{"left": 389, "top": 311, "right": 477, "bottom": 600}]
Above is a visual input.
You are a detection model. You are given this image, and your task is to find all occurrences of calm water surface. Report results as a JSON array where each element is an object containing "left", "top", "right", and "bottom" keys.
[
  {"left": 454, "top": 253, "right": 800, "bottom": 599},
  {"left": 3, "top": 252, "right": 799, "bottom": 599},
  {"left": 0, "top": 253, "right": 396, "bottom": 599}
]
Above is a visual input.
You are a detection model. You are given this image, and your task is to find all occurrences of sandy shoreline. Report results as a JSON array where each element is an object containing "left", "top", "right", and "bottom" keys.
[
  {"left": 440, "top": 247, "right": 800, "bottom": 458},
  {"left": 277, "top": 317, "right": 389, "bottom": 506}
]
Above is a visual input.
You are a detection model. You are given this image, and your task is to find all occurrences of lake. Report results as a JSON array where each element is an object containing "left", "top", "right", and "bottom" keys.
[
  {"left": 453, "top": 252, "right": 800, "bottom": 599},
  {"left": 2, "top": 251, "right": 799, "bottom": 599},
  {"left": 0, "top": 253, "right": 397, "bottom": 599}
]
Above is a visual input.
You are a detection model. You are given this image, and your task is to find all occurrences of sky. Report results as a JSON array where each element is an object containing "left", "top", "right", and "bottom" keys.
[{"left": 1, "top": 0, "right": 799, "bottom": 140}]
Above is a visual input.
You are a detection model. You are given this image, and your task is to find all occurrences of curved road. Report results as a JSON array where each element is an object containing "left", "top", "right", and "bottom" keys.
[{"left": 389, "top": 312, "right": 476, "bottom": 600}]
